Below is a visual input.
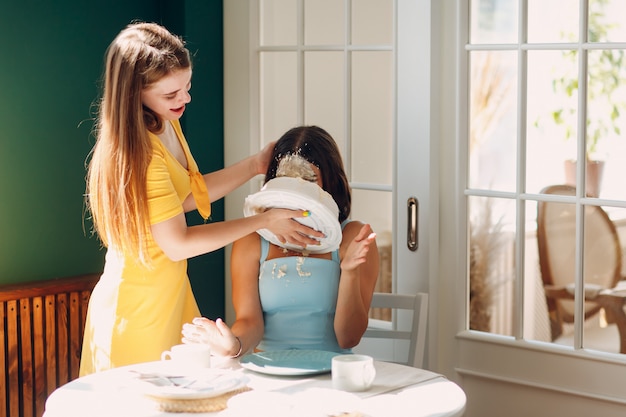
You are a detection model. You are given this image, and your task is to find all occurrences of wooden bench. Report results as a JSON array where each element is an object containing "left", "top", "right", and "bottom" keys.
[{"left": 0, "top": 274, "right": 100, "bottom": 417}]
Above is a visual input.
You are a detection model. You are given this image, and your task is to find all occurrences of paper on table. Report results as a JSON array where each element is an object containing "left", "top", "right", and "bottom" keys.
[
  {"left": 247, "top": 361, "right": 443, "bottom": 399},
  {"left": 360, "top": 362, "right": 444, "bottom": 398}
]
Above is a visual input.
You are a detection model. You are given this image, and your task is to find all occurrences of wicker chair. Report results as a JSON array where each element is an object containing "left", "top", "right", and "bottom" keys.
[{"left": 536, "top": 184, "right": 626, "bottom": 352}]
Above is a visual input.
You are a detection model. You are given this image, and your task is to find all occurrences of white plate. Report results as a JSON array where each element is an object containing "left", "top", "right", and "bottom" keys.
[
  {"left": 133, "top": 368, "right": 249, "bottom": 400},
  {"left": 239, "top": 350, "right": 339, "bottom": 376}
]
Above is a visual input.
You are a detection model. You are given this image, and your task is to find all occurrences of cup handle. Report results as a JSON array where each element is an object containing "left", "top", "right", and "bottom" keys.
[
  {"left": 161, "top": 351, "right": 172, "bottom": 361},
  {"left": 363, "top": 364, "right": 376, "bottom": 386}
]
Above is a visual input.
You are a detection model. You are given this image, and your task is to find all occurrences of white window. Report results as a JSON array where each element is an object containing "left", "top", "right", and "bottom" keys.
[{"left": 465, "top": 0, "right": 626, "bottom": 359}]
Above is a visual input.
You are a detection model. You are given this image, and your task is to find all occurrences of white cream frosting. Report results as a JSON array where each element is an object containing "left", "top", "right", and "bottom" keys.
[{"left": 243, "top": 176, "right": 342, "bottom": 253}]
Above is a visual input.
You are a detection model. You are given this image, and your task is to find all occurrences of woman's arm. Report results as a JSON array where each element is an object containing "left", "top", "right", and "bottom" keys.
[
  {"left": 333, "top": 222, "right": 380, "bottom": 349},
  {"left": 151, "top": 208, "right": 322, "bottom": 261},
  {"left": 182, "top": 141, "right": 274, "bottom": 212},
  {"left": 181, "top": 233, "right": 265, "bottom": 356},
  {"left": 181, "top": 154, "right": 259, "bottom": 212},
  {"left": 229, "top": 233, "right": 266, "bottom": 355},
  {"left": 170, "top": 139, "right": 322, "bottom": 257}
]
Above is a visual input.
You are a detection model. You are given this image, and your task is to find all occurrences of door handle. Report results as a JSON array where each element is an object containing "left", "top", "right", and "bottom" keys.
[{"left": 407, "top": 197, "right": 418, "bottom": 251}]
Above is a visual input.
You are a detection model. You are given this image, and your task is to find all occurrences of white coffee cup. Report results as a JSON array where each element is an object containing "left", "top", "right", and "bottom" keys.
[
  {"left": 161, "top": 343, "right": 211, "bottom": 368},
  {"left": 331, "top": 354, "right": 376, "bottom": 392}
]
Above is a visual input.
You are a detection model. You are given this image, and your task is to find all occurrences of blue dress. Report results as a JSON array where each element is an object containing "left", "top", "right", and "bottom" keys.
[{"left": 256, "top": 223, "right": 351, "bottom": 353}]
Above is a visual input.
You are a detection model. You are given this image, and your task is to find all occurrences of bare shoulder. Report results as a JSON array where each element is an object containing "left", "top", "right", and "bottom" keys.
[
  {"left": 232, "top": 232, "right": 261, "bottom": 256},
  {"left": 341, "top": 219, "right": 367, "bottom": 239},
  {"left": 339, "top": 220, "right": 374, "bottom": 252}
]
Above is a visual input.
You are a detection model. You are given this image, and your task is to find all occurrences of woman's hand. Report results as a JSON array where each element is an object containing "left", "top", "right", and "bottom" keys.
[
  {"left": 254, "top": 141, "right": 277, "bottom": 175},
  {"left": 262, "top": 208, "right": 326, "bottom": 248},
  {"left": 340, "top": 223, "right": 377, "bottom": 272},
  {"left": 182, "top": 317, "right": 241, "bottom": 357}
]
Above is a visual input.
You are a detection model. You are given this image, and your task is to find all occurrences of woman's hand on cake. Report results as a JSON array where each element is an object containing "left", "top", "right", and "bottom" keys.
[
  {"left": 263, "top": 208, "right": 324, "bottom": 247},
  {"left": 254, "top": 141, "right": 277, "bottom": 175}
]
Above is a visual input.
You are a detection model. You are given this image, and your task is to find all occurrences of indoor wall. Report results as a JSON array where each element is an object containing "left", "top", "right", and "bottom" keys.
[{"left": 0, "top": 0, "right": 225, "bottom": 317}]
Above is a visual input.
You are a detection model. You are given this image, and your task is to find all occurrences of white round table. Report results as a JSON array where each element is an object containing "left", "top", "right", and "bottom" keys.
[{"left": 44, "top": 358, "right": 465, "bottom": 417}]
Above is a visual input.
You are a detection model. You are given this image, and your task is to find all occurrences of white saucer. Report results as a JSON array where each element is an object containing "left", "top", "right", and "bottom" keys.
[{"left": 243, "top": 177, "right": 342, "bottom": 253}]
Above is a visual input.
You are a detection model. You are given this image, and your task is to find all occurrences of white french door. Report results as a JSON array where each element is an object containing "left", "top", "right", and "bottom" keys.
[{"left": 223, "top": 0, "right": 437, "bottom": 367}]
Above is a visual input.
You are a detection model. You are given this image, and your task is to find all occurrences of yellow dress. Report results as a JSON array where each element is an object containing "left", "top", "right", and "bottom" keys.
[{"left": 79, "top": 120, "right": 210, "bottom": 376}]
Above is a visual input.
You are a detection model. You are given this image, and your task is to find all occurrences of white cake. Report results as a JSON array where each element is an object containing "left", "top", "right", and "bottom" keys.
[{"left": 243, "top": 177, "right": 342, "bottom": 253}]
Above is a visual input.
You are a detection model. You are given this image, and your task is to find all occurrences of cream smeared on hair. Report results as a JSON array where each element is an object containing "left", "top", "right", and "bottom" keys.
[{"left": 275, "top": 153, "right": 317, "bottom": 182}]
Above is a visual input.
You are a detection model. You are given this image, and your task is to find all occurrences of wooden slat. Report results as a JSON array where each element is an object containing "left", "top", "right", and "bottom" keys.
[
  {"left": 44, "top": 295, "right": 57, "bottom": 397},
  {"left": 6, "top": 301, "right": 19, "bottom": 417},
  {"left": 32, "top": 296, "right": 46, "bottom": 417},
  {"left": 80, "top": 290, "right": 91, "bottom": 340},
  {"left": 68, "top": 292, "right": 81, "bottom": 379},
  {"left": 0, "top": 302, "right": 6, "bottom": 417},
  {"left": 78, "top": 290, "right": 91, "bottom": 380},
  {"left": 55, "top": 294, "right": 69, "bottom": 385},
  {"left": 20, "top": 299, "right": 34, "bottom": 417}
]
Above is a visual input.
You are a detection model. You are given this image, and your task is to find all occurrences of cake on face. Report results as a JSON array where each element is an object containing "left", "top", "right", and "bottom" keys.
[{"left": 243, "top": 154, "right": 342, "bottom": 253}]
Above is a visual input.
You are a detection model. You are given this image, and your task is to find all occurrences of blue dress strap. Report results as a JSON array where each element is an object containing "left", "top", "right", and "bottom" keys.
[
  {"left": 332, "top": 219, "right": 354, "bottom": 262},
  {"left": 259, "top": 236, "right": 270, "bottom": 263}
]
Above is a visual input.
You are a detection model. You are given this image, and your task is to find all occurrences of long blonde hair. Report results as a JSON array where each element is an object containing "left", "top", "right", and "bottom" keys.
[{"left": 86, "top": 22, "right": 191, "bottom": 265}]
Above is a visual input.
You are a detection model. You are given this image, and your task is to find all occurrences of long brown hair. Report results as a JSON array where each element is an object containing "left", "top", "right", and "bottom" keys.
[
  {"left": 86, "top": 22, "right": 191, "bottom": 265},
  {"left": 265, "top": 126, "right": 352, "bottom": 223}
]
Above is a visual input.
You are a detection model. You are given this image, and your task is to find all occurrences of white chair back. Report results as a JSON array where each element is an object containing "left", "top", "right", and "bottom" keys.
[{"left": 354, "top": 292, "right": 428, "bottom": 368}]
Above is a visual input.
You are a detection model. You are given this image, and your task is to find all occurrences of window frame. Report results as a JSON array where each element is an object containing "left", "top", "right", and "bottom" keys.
[{"left": 456, "top": 0, "right": 626, "bottom": 403}]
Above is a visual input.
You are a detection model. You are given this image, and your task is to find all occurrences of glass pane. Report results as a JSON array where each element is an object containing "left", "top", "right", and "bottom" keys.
[
  {"left": 581, "top": 204, "right": 626, "bottom": 354},
  {"left": 595, "top": 139, "right": 626, "bottom": 201},
  {"left": 261, "top": 52, "right": 298, "bottom": 143},
  {"left": 351, "top": 51, "right": 393, "bottom": 185},
  {"left": 352, "top": 0, "right": 393, "bottom": 45},
  {"left": 527, "top": 50, "right": 579, "bottom": 194},
  {"left": 528, "top": 0, "right": 578, "bottom": 43},
  {"left": 523, "top": 200, "right": 553, "bottom": 343},
  {"left": 304, "top": 52, "right": 345, "bottom": 146},
  {"left": 583, "top": 206, "right": 626, "bottom": 353},
  {"left": 533, "top": 193, "right": 576, "bottom": 349},
  {"left": 586, "top": 49, "right": 626, "bottom": 199},
  {"left": 352, "top": 189, "right": 392, "bottom": 252},
  {"left": 468, "top": 196, "right": 516, "bottom": 336},
  {"left": 304, "top": 0, "right": 344, "bottom": 45},
  {"left": 469, "top": 0, "right": 518, "bottom": 44},
  {"left": 352, "top": 189, "right": 393, "bottom": 307},
  {"left": 468, "top": 51, "right": 517, "bottom": 191},
  {"left": 261, "top": 0, "right": 297, "bottom": 46},
  {"left": 589, "top": 0, "right": 626, "bottom": 43}
]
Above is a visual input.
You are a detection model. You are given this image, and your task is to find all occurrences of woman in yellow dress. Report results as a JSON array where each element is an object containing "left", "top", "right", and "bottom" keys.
[{"left": 79, "top": 22, "right": 321, "bottom": 375}]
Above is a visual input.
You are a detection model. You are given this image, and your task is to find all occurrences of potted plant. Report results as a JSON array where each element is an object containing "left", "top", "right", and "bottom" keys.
[{"left": 549, "top": 0, "right": 626, "bottom": 196}]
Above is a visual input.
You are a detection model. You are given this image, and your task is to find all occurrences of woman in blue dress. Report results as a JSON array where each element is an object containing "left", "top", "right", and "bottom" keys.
[{"left": 183, "top": 126, "right": 379, "bottom": 357}]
